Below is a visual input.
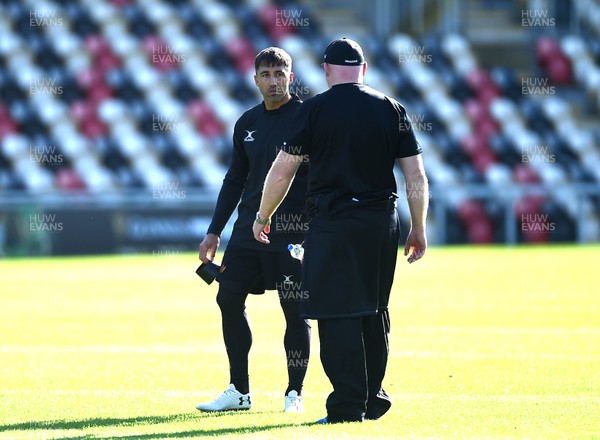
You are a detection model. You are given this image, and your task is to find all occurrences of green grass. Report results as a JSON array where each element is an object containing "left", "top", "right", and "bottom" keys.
[{"left": 1, "top": 246, "right": 599, "bottom": 439}]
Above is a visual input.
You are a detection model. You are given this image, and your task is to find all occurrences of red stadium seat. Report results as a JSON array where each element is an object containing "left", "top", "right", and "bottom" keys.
[
  {"left": 464, "top": 98, "right": 488, "bottom": 123},
  {"left": 88, "top": 83, "right": 114, "bottom": 104},
  {"left": 521, "top": 220, "right": 551, "bottom": 243},
  {"left": 478, "top": 83, "right": 501, "bottom": 105},
  {"left": 457, "top": 199, "right": 486, "bottom": 223},
  {"left": 56, "top": 168, "right": 86, "bottom": 190},
  {"left": 464, "top": 99, "right": 500, "bottom": 142},
  {"left": 76, "top": 68, "right": 105, "bottom": 91},
  {"left": 199, "top": 119, "right": 225, "bottom": 139},
  {"left": 547, "top": 54, "right": 573, "bottom": 85},
  {"left": 141, "top": 35, "right": 181, "bottom": 71},
  {"left": 188, "top": 99, "right": 213, "bottom": 121},
  {"left": 515, "top": 196, "right": 550, "bottom": 243},
  {"left": 0, "top": 120, "right": 18, "bottom": 139},
  {"left": 461, "top": 129, "right": 497, "bottom": 173},
  {"left": 0, "top": 105, "right": 18, "bottom": 139},
  {"left": 225, "top": 36, "right": 257, "bottom": 75},
  {"left": 472, "top": 149, "right": 496, "bottom": 173},
  {"left": 84, "top": 35, "right": 110, "bottom": 57},
  {"left": 71, "top": 100, "right": 108, "bottom": 139},
  {"left": 81, "top": 118, "right": 108, "bottom": 139},
  {"left": 461, "top": 132, "right": 489, "bottom": 156},
  {"left": 457, "top": 199, "right": 494, "bottom": 242},
  {"left": 96, "top": 51, "right": 122, "bottom": 72},
  {"left": 466, "top": 217, "right": 494, "bottom": 243},
  {"left": 475, "top": 115, "right": 500, "bottom": 142},
  {"left": 258, "top": 5, "right": 296, "bottom": 42},
  {"left": 515, "top": 196, "right": 542, "bottom": 217},
  {"left": 188, "top": 100, "right": 224, "bottom": 139},
  {"left": 513, "top": 164, "right": 540, "bottom": 184},
  {"left": 535, "top": 36, "right": 561, "bottom": 68},
  {"left": 465, "top": 68, "right": 497, "bottom": 93},
  {"left": 85, "top": 35, "right": 122, "bottom": 72},
  {"left": 70, "top": 100, "right": 96, "bottom": 123},
  {"left": 110, "top": 0, "right": 133, "bottom": 6}
]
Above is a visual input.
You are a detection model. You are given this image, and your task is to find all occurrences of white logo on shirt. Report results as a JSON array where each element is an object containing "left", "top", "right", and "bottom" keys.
[{"left": 244, "top": 130, "right": 257, "bottom": 142}]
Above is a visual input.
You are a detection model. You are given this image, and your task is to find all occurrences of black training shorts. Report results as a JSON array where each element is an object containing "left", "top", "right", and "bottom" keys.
[{"left": 217, "top": 245, "right": 303, "bottom": 295}]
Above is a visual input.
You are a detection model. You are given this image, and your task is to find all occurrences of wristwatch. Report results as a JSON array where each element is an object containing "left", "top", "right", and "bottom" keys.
[{"left": 255, "top": 212, "right": 271, "bottom": 226}]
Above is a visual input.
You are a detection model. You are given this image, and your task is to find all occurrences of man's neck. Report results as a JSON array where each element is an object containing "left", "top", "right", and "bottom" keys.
[
  {"left": 328, "top": 78, "right": 363, "bottom": 88},
  {"left": 264, "top": 93, "right": 292, "bottom": 111}
]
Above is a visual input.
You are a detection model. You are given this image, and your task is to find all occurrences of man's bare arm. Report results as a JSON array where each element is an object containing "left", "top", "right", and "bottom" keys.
[
  {"left": 253, "top": 151, "right": 302, "bottom": 243},
  {"left": 397, "top": 154, "right": 428, "bottom": 263}
]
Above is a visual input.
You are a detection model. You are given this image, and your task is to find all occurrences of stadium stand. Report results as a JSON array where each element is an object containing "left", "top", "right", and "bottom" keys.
[{"left": 0, "top": 0, "right": 598, "bottom": 248}]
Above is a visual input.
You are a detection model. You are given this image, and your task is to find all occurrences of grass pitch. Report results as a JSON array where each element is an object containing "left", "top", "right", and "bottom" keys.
[{"left": 1, "top": 245, "right": 599, "bottom": 439}]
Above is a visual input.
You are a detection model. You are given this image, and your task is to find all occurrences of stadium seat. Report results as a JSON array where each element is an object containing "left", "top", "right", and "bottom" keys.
[
  {"left": 56, "top": 168, "right": 86, "bottom": 190},
  {"left": 513, "top": 164, "right": 540, "bottom": 184},
  {"left": 0, "top": 104, "right": 18, "bottom": 139},
  {"left": 535, "top": 36, "right": 562, "bottom": 69},
  {"left": 466, "top": 217, "right": 494, "bottom": 243}
]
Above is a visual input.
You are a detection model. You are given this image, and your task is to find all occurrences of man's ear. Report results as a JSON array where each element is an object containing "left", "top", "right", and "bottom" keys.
[
  {"left": 254, "top": 74, "right": 258, "bottom": 86},
  {"left": 362, "top": 62, "right": 368, "bottom": 76},
  {"left": 289, "top": 71, "right": 294, "bottom": 84}
]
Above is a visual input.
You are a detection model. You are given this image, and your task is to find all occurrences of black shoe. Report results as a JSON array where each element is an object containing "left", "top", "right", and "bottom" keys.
[{"left": 316, "top": 415, "right": 363, "bottom": 424}]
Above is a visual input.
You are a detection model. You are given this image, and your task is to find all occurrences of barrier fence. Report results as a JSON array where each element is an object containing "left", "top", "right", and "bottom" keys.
[{"left": 1, "top": 183, "right": 598, "bottom": 256}]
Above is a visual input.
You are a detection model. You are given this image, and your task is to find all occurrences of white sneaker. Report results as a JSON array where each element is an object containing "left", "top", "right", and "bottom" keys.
[
  {"left": 196, "top": 384, "right": 251, "bottom": 412},
  {"left": 284, "top": 390, "right": 303, "bottom": 413}
]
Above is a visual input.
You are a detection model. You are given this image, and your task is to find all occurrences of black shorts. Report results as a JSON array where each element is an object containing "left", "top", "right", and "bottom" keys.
[{"left": 217, "top": 245, "right": 303, "bottom": 295}]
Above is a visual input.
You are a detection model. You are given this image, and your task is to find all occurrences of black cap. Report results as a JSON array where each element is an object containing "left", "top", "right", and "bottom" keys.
[{"left": 322, "top": 38, "right": 365, "bottom": 66}]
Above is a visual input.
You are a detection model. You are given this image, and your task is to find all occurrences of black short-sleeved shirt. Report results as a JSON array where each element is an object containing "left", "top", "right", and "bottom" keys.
[
  {"left": 284, "top": 83, "right": 421, "bottom": 197},
  {"left": 207, "top": 95, "right": 308, "bottom": 251}
]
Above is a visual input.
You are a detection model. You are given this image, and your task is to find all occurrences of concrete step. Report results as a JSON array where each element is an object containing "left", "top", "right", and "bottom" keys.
[
  {"left": 465, "top": 27, "right": 529, "bottom": 44},
  {"left": 294, "top": 3, "right": 369, "bottom": 38},
  {"left": 460, "top": 0, "right": 532, "bottom": 72},
  {"left": 472, "top": 41, "right": 533, "bottom": 72},
  {"left": 462, "top": 0, "right": 515, "bottom": 26}
]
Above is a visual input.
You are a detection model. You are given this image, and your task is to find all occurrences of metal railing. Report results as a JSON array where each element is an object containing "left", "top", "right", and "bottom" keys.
[{"left": 390, "top": 0, "right": 579, "bottom": 36}]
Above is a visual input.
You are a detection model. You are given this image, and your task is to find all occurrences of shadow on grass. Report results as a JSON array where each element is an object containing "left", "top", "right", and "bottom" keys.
[
  {"left": 2, "top": 411, "right": 315, "bottom": 439},
  {"left": 59, "top": 424, "right": 311, "bottom": 440}
]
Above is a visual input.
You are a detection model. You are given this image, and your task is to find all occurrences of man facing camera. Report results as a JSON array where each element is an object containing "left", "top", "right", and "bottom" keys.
[{"left": 196, "top": 47, "right": 310, "bottom": 413}]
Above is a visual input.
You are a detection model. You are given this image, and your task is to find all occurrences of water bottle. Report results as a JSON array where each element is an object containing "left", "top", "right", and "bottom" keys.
[{"left": 288, "top": 243, "right": 304, "bottom": 261}]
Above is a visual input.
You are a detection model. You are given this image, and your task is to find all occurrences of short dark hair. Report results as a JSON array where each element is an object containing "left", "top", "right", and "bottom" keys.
[{"left": 254, "top": 47, "right": 292, "bottom": 73}]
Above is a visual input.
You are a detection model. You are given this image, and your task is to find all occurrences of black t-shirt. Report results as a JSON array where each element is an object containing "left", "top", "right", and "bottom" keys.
[
  {"left": 284, "top": 83, "right": 421, "bottom": 198},
  {"left": 207, "top": 95, "right": 308, "bottom": 251}
]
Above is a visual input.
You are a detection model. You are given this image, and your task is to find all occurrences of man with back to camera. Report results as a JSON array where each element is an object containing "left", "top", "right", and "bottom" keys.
[
  {"left": 196, "top": 47, "right": 310, "bottom": 413},
  {"left": 252, "top": 38, "right": 428, "bottom": 423}
]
